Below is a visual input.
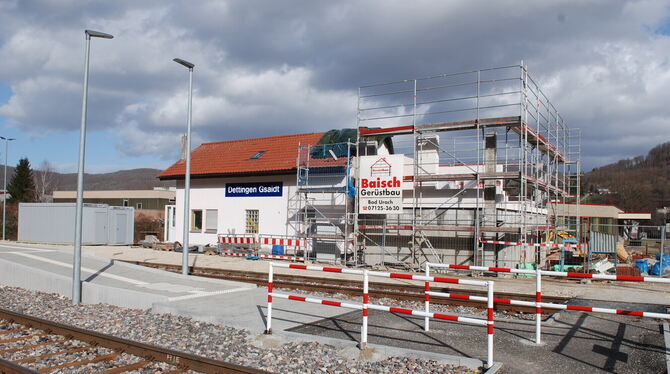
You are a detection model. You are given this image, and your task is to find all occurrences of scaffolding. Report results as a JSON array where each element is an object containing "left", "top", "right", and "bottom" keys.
[
  {"left": 355, "top": 63, "right": 581, "bottom": 269},
  {"left": 288, "top": 142, "right": 357, "bottom": 263}
]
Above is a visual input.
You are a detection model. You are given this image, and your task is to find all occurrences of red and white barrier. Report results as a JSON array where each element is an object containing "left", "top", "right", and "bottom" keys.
[
  {"left": 218, "top": 252, "right": 306, "bottom": 262},
  {"left": 259, "top": 254, "right": 305, "bottom": 261},
  {"left": 218, "top": 235, "right": 257, "bottom": 244},
  {"left": 366, "top": 270, "right": 488, "bottom": 287},
  {"left": 218, "top": 234, "right": 308, "bottom": 247},
  {"left": 428, "top": 263, "right": 670, "bottom": 284},
  {"left": 367, "top": 303, "right": 487, "bottom": 326},
  {"left": 426, "top": 262, "right": 670, "bottom": 346},
  {"left": 274, "top": 263, "right": 365, "bottom": 275},
  {"left": 266, "top": 262, "right": 495, "bottom": 368},
  {"left": 425, "top": 291, "right": 670, "bottom": 319},
  {"left": 218, "top": 234, "right": 308, "bottom": 262},
  {"left": 479, "top": 239, "right": 582, "bottom": 248},
  {"left": 219, "top": 252, "right": 249, "bottom": 257},
  {"left": 270, "top": 293, "right": 362, "bottom": 310},
  {"left": 276, "top": 263, "right": 488, "bottom": 286},
  {"left": 258, "top": 236, "right": 308, "bottom": 247}
]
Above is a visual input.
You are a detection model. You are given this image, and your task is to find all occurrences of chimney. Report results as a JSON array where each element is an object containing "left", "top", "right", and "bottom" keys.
[{"left": 180, "top": 135, "right": 188, "bottom": 160}]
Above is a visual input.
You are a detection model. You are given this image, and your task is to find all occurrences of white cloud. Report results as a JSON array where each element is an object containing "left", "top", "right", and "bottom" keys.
[{"left": 0, "top": 0, "right": 668, "bottom": 170}]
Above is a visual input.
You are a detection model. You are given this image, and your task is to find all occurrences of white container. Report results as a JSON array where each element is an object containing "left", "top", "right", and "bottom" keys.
[{"left": 18, "top": 203, "right": 134, "bottom": 245}]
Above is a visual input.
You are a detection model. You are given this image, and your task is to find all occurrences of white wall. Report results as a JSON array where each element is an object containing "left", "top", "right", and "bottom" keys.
[{"left": 174, "top": 174, "right": 298, "bottom": 245}]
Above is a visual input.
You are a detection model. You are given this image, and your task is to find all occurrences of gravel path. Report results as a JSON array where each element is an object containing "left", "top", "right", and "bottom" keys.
[{"left": 0, "top": 285, "right": 478, "bottom": 373}]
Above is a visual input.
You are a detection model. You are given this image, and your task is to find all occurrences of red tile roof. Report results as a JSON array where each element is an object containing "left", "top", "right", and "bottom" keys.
[{"left": 158, "top": 132, "right": 327, "bottom": 180}]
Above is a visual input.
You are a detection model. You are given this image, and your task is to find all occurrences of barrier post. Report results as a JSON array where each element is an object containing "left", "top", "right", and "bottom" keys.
[
  {"left": 265, "top": 263, "right": 273, "bottom": 334},
  {"left": 424, "top": 263, "right": 430, "bottom": 331},
  {"left": 361, "top": 269, "right": 369, "bottom": 349},
  {"left": 486, "top": 280, "right": 494, "bottom": 369},
  {"left": 535, "top": 267, "right": 541, "bottom": 344}
]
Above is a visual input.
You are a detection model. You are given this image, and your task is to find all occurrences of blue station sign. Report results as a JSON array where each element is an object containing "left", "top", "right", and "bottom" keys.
[{"left": 225, "top": 182, "right": 283, "bottom": 197}]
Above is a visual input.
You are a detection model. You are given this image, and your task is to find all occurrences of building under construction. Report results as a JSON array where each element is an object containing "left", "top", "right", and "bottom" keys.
[{"left": 291, "top": 63, "right": 581, "bottom": 269}]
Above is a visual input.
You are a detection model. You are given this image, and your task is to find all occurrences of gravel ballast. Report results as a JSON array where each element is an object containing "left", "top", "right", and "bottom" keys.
[{"left": 0, "top": 285, "right": 479, "bottom": 373}]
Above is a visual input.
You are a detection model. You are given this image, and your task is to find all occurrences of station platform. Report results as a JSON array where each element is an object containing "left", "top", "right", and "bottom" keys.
[
  {"left": 0, "top": 242, "right": 256, "bottom": 309},
  {"left": 0, "top": 242, "right": 492, "bottom": 371},
  {"left": 28, "top": 241, "right": 670, "bottom": 306}
]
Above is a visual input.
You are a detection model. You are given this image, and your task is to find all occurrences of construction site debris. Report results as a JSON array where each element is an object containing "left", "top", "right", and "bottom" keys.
[
  {"left": 153, "top": 242, "right": 177, "bottom": 251},
  {"left": 615, "top": 265, "right": 641, "bottom": 277},
  {"left": 650, "top": 253, "right": 670, "bottom": 276},
  {"left": 635, "top": 259, "right": 650, "bottom": 275},
  {"left": 617, "top": 242, "right": 629, "bottom": 262},
  {"left": 140, "top": 235, "right": 159, "bottom": 248},
  {"left": 592, "top": 258, "right": 615, "bottom": 274}
]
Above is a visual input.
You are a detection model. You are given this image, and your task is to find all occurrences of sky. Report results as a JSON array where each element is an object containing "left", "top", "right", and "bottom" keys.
[{"left": 0, "top": 0, "right": 669, "bottom": 173}]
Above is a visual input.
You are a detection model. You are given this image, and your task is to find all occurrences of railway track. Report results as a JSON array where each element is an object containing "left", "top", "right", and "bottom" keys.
[
  {"left": 0, "top": 307, "right": 268, "bottom": 374},
  {"left": 119, "top": 260, "right": 570, "bottom": 314}
]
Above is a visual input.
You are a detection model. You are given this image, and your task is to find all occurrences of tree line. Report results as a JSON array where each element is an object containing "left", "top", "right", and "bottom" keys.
[{"left": 6, "top": 158, "right": 56, "bottom": 204}]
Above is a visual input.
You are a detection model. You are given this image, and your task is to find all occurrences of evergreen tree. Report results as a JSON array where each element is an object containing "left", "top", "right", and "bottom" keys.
[{"left": 7, "top": 158, "right": 36, "bottom": 203}]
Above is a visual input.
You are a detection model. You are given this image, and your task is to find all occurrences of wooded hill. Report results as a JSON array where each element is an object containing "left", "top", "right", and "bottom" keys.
[
  {"left": 6, "top": 166, "right": 173, "bottom": 193},
  {"left": 584, "top": 142, "right": 670, "bottom": 222},
  {"left": 53, "top": 168, "right": 174, "bottom": 191}
]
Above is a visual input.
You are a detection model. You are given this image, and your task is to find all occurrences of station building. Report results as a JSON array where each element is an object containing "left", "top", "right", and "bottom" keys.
[{"left": 158, "top": 132, "right": 363, "bottom": 249}]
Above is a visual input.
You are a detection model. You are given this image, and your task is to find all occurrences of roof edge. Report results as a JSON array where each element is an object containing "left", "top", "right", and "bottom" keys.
[{"left": 158, "top": 168, "right": 297, "bottom": 181}]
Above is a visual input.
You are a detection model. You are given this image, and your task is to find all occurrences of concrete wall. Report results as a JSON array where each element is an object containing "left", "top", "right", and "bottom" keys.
[{"left": 0, "top": 257, "right": 170, "bottom": 309}]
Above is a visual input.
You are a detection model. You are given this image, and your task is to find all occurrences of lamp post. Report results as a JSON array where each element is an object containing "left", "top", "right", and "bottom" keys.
[
  {"left": 72, "top": 29, "right": 113, "bottom": 306},
  {"left": 173, "top": 58, "right": 194, "bottom": 276},
  {"left": 0, "top": 136, "right": 15, "bottom": 241}
]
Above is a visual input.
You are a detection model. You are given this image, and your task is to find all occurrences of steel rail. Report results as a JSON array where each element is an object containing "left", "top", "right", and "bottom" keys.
[
  {"left": 0, "top": 308, "right": 268, "bottom": 374},
  {"left": 119, "top": 260, "right": 568, "bottom": 314},
  {"left": 0, "top": 356, "right": 39, "bottom": 374}
]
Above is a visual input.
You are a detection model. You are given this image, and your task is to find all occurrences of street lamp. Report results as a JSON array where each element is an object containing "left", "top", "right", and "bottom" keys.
[
  {"left": 72, "top": 29, "right": 113, "bottom": 306},
  {"left": 173, "top": 58, "right": 194, "bottom": 276},
  {"left": 0, "top": 136, "right": 15, "bottom": 241}
]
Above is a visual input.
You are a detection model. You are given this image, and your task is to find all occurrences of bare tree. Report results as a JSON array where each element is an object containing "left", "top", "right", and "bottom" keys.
[{"left": 34, "top": 160, "right": 57, "bottom": 202}]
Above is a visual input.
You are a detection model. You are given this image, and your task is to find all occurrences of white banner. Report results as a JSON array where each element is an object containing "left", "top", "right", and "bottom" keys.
[{"left": 358, "top": 155, "right": 404, "bottom": 214}]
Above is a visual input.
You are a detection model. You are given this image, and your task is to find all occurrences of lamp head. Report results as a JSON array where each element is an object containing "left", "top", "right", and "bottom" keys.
[
  {"left": 85, "top": 30, "right": 114, "bottom": 39},
  {"left": 173, "top": 58, "right": 195, "bottom": 69}
]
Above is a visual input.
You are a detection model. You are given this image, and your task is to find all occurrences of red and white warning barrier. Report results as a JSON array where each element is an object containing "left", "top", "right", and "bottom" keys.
[
  {"left": 218, "top": 235, "right": 257, "bottom": 244},
  {"left": 274, "top": 263, "right": 365, "bottom": 275},
  {"left": 218, "top": 252, "right": 306, "bottom": 262},
  {"left": 276, "top": 263, "right": 488, "bottom": 286},
  {"left": 367, "top": 303, "right": 488, "bottom": 326},
  {"left": 258, "top": 236, "right": 308, "bottom": 247},
  {"left": 259, "top": 254, "right": 305, "bottom": 261},
  {"left": 219, "top": 252, "right": 249, "bottom": 257},
  {"left": 430, "top": 263, "right": 670, "bottom": 284},
  {"left": 266, "top": 262, "right": 495, "bottom": 368},
  {"left": 270, "top": 293, "right": 362, "bottom": 310},
  {"left": 479, "top": 239, "right": 582, "bottom": 248},
  {"left": 218, "top": 234, "right": 308, "bottom": 247},
  {"left": 426, "top": 262, "right": 670, "bottom": 346},
  {"left": 218, "top": 234, "right": 308, "bottom": 262}
]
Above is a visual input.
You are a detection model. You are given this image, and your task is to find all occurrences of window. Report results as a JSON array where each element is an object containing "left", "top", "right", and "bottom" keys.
[
  {"left": 136, "top": 202, "right": 143, "bottom": 210},
  {"left": 249, "top": 151, "right": 267, "bottom": 160},
  {"left": 123, "top": 199, "right": 129, "bottom": 207},
  {"left": 205, "top": 209, "right": 218, "bottom": 233},
  {"left": 246, "top": 209, "right": 259, "bottom": 234},
  {"left": 191, "top": 210, "right": 203, "bottom": 232}
]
